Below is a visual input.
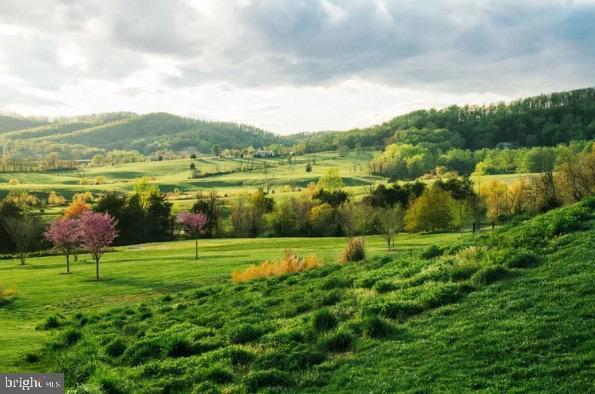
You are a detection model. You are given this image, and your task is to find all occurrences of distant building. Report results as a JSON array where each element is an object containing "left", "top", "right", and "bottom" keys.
[
  {"left": 254, "top": 149, "right": 275, "bottom": 158},
  {"left": 495, "top": 142, "right": 512, "bottom": 150}
]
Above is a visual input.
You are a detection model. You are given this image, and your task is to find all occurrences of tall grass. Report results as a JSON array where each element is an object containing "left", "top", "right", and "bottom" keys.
[{"left": 231, "top": 250, "right": 322, "bottom": 283}]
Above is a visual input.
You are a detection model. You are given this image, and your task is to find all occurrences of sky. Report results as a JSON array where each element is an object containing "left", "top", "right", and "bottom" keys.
[{"left": 0, "top": 0, "right": 594, "bottom": 134}]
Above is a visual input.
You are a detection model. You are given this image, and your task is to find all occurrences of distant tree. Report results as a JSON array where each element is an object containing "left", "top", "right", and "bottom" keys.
[
  {"left": 2, "top": 213, "right": 40, "bottom": 265},
  {"left": 212, "top": 144, "right": 221, "bottom": 158},
  {"left": 313, "top": 188, "right": 348, "bottom": 208},
  {"left": 405, "top": 185, "right": 452, "bottom": 232},
  {"left": 192, "top": 191, "right": 221, "bottom": 238},
  {"left": 378, "top": 204, "right": 404, "bottom": 250},
  {"left": 44, "top": 218, "right": 80, "bottom": 273},
  {"left": 78, "top": 211, "right": 118, "bottom": 280},
  {"left": 305, "top": 163, "right": 312, "bottom": 173},
  {"left": 337, "top": 145, "right": 349, "bottom": 157},
  {"left": 48, "top": 191, "right": 67, "bottom": 206},
  {"left": 190, "top": 162, "right": 196, "bottom": 170},
  {"left": 157, "top": 155, "right": 164, "bottom": 161},
  {"left": 318, "top": 168, "right": 344, "bottom": 191},
  {"left": 177, "top": 212, "right": 207, "bottom": 259},
  {"left": 448, "top": 199, "right": 474, "bottom": 232},
  {"left": 342, "top": 203, "right": 376, "bottom": 245},
  {"left": 190, "top": 153, "right": 197, "bottom": 159}
]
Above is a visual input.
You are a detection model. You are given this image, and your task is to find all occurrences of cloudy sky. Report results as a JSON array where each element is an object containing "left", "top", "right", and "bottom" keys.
[{"left": 0, "top": 0, "right": 594, "bottom": 134}]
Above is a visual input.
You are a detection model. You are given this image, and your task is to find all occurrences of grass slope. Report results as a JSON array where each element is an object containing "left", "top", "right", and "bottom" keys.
[
  {"left": 12, "top": 198, "right": 593, "bottom": 392},
  {"left": 0, "top": 233, "right": 459, "bottom": 373}
]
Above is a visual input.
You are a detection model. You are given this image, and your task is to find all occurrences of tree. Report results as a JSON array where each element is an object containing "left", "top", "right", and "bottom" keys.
[
  {"left": 44, "top": 219, "right": 79, "bottom": 273},
  {"left": 305, "top": 163, "right": 312, "bottom": 173},
  {"left": 190, "top": 162, "right": 196, "bottom": 170},
  {"left": 1, "top": 213, "right": 41, "bottom": 265},
  {"left": 378, "top": 205, "right": 404, "bottom": 250},
  {"left": 405, "top": 185, "right": 452, "bottom": 232},
  {"left": 318, "top": 168, "right": 344, "bottom": 191},
  {"left": 448, "top": 199, "right": 474, "bottom": 232},
  {"left": 341, "top": 203, "right": 376, "bottom": 246},
  {"left": 78, "top": 211, "right": 118, "bottom": 280},
  {"left": 212, "top": 144, "right": 221, "bottom": 158},
  {"left": 177, "top": 212, "right": 207, "bottom": 259},
  {"left": 192, "top": 191, "right": 221, "bottom": 238}
]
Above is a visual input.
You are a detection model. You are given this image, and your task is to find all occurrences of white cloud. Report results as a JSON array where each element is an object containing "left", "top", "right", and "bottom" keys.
[{"left": 0, "top": 0, "right": 593, "bottom": 133}]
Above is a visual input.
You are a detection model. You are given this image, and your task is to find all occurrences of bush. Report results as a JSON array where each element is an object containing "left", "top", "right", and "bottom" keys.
[
  {"left": 244, "top": 369, "right": 293, "bottom": 392},
  {"left": 226, "top": 347, "right": 255, "bottom": 366},
  {"left": 381, "top": 300, "right": 424, "bottom": 320},
  {"left": 122, "top": 338, "right": 163, "bottom": 365},
  {"left": 340, "top": 238, "right": 365, "bottom": 263},
  {"left": 320, "top": 329, "right": 354, "bottom": 352},
  {"left": 471, "top": 265, "right": 509, "bottom": 286},
  {"left": 24, "top": 352, "right": 40, "bottom": 363},
  {"left": 59, "top": 328, "right": 82, "bottom": 347},
  {"left": 39, "top": 315, "right": 61, "bottom": 330},
  {"left": 360, "top": 316, "right": 392, "bottom": 339},
  {"left": 312, "top": 309, "right": 337, "bottom": 332},
  {"left": 421, "top": 245, "right": 443, "bottom": 259},
  {"left": 205, "top": 366, "right": 233, "bottom": 383},
  {"left": 373, "top": 280, "right": 396, "bottom": 293},
  {"left": 502, "top": 249, "right": 539, "bottom": 268},
  {"left": 420, "top": 283, "right": 464, "bottom": 308},
  {"left": 105, "top": 338, "right": 127, "bottom": 357},
  {"left": 167, "top": 337, "right": 195, "bottom": 358},
  {"left": 232, "top": 251, "right": 322, "bottom": 283},
  {"left": 228, "top": 324, "right": 263, "bottom": 344}
]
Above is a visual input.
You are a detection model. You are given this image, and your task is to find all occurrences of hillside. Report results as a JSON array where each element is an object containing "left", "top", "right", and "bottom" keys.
[
  {"left": 2, "top": 113, "right": 281, "bottom": 155},
  {"left": 30, "top": 198, "right": 594, "bottom": 392},
  {"left": 290, "top": 87, "right": 595, "bottom": 151},
  {"left": 0, "top": 113, "right": 49, "bottom": 133}
]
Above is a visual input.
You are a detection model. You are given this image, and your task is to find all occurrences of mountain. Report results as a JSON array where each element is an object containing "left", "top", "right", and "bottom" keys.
[
  {"left": 0, "top": 113, "right": 49, "bottom": 133},
  {"left": 289, "top": 87, "right": 595, "bottom": 151},
  {"left": 0, "top": 112, "right": 281, "bottom": 157}
]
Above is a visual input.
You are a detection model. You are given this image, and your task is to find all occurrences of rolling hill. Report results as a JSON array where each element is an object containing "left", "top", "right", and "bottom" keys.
[
  {"left": 21, "top": 198, "right": 595, "bottom": 392},
  {"left": 0, "top": 112, "right": 281, "bottom": 156}
]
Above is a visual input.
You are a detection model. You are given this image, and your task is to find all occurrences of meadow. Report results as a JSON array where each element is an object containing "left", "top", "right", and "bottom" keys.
[
  {"left": 1, "top": 198, "right": 592, "bottom": 392},
  {"left": 0, "top": 232, "right": 460, "bottom": 373}
]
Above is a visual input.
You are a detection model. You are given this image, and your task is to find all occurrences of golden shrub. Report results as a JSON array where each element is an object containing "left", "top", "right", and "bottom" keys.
[
  {"left": 231, "top": 250, "right": 322, "bottom": 283},
  {"left": 0, "top": 284, "right": 17, "bottom": 298}
]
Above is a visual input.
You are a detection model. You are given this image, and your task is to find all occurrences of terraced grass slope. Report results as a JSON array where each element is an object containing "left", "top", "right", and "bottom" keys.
[{"left": 30, "top": 198, "right": 594, "bottom": 393}]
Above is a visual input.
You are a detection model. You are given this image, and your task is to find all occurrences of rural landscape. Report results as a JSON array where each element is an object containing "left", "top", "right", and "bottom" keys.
[{"left": 1, "top": 1, "right": 594, "bottom": 393}]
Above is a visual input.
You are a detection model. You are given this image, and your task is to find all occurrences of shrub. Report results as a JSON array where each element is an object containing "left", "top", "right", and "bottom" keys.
[
  {"left": 340, "top": 238, "right": 365, "bottom": 263},
  {"left": 255, "top": 345, "right": 326, "bottom": 371},
  {"left": 39, "top": 315, "right": 61, "bottom": 330},
  {"left": 227, "top": 347, "right": 255, "bottom": 366},
  {"left": 122, "top": 338, "right": 163, "bottom": 365},
  {"left": 471, "top": 265, "right": 509, "bottom": 286},
  {"left": 8, "top": 179, "right": 19, "bottom": 185},
  {"left": 311, "top": 309, "right": 337, "bottom": 332},
  {"left": 24, "top": 352, "right": 40, "bottom": 363},
  {"left": 320, "top": 329, "right": 354, "bottom": 352},
  {"left": 420, "top": 282, "right": 464, "bottom": 308},
  {"left": 231, "top": 251, "right": 322, "bottom": 283},
  {"left": 105, "top": 338, "right": 127, "bottom": 357},
  {"left": 228, "top": 324, "right": 263, "bottom": 344},
  {"left": 205, "top": 366, "right": 233, "bottom": 383},
  {"left": 381, "top": 300, "right": 424, "bottom": 320},
  {"left": 0, "top": 284, "right": 17, "bottom": 298},
  {"left": 421, "top": 244, "right": 443, "bottom": 259},
  {"left": 167, "top": 337, "right": 194, "bottom": 358},
  {"left": 60, "top": 328, "right": 82, "bottom": 347},
  {"left": 502, "top": 249, "right": 539, "bottom": 268},
  {"left": 244, "top": 369, "right": 293, "bottom": 392},
  {"left": 360, "top": 316, "right": 392, "bottom": 339},
  {"left": 373, "top": 280, "right": 397, "bottom": 293}
]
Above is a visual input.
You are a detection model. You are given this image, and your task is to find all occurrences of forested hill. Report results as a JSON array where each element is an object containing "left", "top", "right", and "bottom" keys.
[
  {"left": 289, "top": 87, "right": 595, "bottom": 151},
  {"left": 0, "top": 113, "right": 49, "bottom": 133},
  {"left": 0, "top": 112, "right": 281, "bottom": 155}
]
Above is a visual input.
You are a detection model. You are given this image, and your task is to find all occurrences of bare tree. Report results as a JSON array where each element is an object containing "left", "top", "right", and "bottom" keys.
[
  {"left": 2, "top": 214, "right": 41, "bottom": 265},
  {"left": 378, "top": 205, "right": 404, "bottom": 250}
]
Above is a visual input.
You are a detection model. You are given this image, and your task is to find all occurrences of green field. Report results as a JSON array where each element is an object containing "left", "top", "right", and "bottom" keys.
[
  {"left": 1, "top": 199, "right": 593, "bottom": 392},
  {"left": 0, "top": 232, "right": 460, "bottom": 373}
]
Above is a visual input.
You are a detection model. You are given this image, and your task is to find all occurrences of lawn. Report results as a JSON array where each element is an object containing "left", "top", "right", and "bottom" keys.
[{"left": 0, "top": 232, "right": 460, "bottom": 372}]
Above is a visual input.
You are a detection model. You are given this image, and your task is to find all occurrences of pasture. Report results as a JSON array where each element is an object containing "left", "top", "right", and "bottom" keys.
[{"left": 0, "top": 232, "right": 460, "bottom": 372}]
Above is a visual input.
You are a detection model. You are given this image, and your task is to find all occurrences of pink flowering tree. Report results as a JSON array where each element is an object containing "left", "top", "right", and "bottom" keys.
[
  {"left": 177, "top": 212, "right": 208, "bottom": 259},
  {"left": 78, "top": 211, "right": 118, "bottom": 280},
  {"left": 44, "top": 218, "right": 80, "bottom": 274}
]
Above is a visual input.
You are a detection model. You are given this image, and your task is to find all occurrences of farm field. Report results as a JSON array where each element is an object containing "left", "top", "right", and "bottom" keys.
[{"left": 0, "top": 232, "right": 461, "bottom": 372}]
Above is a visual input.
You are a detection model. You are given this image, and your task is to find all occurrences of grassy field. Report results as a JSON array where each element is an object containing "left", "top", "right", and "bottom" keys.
[
  {"left": 0, "top": 232, "right": 460, "bottom": 373},
  {"left": 1, "top": 199, "right": 592, "bottom": 392}
]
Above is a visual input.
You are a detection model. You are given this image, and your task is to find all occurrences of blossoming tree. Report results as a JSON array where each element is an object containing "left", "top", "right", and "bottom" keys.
[
  {"left": 44, "top": 218, "right": 80, "bottom": 273},
  {"left": 177, "top": 212, "right": 208, "bottom": 259},
  {"left": 78, "top": 211, "right": 118, "bottom": 280}
]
